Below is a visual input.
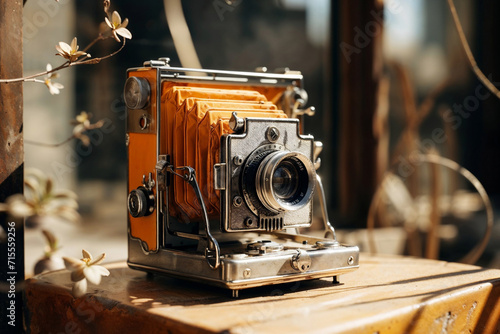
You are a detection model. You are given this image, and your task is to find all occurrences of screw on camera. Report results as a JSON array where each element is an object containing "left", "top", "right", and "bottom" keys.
[
  {"left": 266, "top": 126, "right": 280, "bottom": 142},
  {"left": 233, "top": 155, "right": 244, "bottom": 166},
  {"left": 233, "top": 196, "right": 243, "bottom": 207},
  {"left": 244, "top": 217, "right": 254, "bottom": 227}
]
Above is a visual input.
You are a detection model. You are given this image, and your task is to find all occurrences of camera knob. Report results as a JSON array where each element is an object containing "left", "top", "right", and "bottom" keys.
[
  {"left": 124, "top": 77, "right": 150, "bottom": 110},
  {"left": 128, "top": 187, "right": 155, "bottom": 218},
  {"left": 291, "top": 249, "right": 311, "bottom": 273},
  {"left": 229, "top": 112, "right": 245, "bottom": 133}
]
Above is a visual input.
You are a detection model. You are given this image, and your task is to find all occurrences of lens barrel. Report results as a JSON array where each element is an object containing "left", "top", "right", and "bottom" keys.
[{"left": 255, "top": 151, "right": 315, "bottom": 213}]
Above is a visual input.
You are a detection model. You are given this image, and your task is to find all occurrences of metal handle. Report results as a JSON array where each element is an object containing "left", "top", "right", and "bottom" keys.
[{"left": 167, "top": 166, "right": 221, "bottom": 269}]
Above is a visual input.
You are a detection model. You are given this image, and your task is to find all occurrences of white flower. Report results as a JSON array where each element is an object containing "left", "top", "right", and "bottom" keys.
[
  {"left": 3, "top": 194, "right": 35, "bottom": 217},
  {"left": 0, "top": 168, "right": 80, "bottom": 225},
  {"left": 44, "top": 64, "right": 64, "bottom": 95},
  {"left": 55, "top": 37, "right": 89, "bottom": 63},
  {"left": 63, "top": 249, "right": 110, "bottom": 297},
  {"left": 105, "top": 11, "right": 132, "bottom": 42}
]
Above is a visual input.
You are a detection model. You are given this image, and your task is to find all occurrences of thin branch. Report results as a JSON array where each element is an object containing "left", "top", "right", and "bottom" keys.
[
  {"left": 24, "top": 136, "right": 75, "bottom": 148},
  {"left": 418, "top": 154, "right": 493, "bottom": 265},
  {"left": 0, "top": 35, "right": 123, "bottom": 83},
  {"left": 25, "top": 79, "right": 46, "bottom": 84},
  {"left": 389, "top": 62, "right": 449, "bottom": 166},
  {"left": 0, "top": 62, "right": 69, "bottom": 83},
  {"left": 413, "top": 79, "right": 450, "bottom": 129},
  {"left": 72, "top": 39, "right": 126, "bottom": 66},
  {"left": 25, "top": 119, "right": 105, "bottom": 148},
  {"left": 447, "top": 0, "right": 500, "bottom": 99},
  {"left": 367, "top": 153, "right": 493, "bottom": 265},
  {"left": 426, "top": 149, "right": 441, "bottom": 260},
  {"left": 81, "top": 34, "right": 105, "bottom": 53}
]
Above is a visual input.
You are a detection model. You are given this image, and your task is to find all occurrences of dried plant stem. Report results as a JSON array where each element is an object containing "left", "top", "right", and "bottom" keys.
[
  {"left": 76, "top": 39, "right": 126, "bottom": 65},
  {"left": 0, "top": 36, "right": 125, "bottom": 84},
  {"left": 447, "top": 0, "right": 500, "bottom": 99},
  {"left": 420, "top": 154, "right": 493, "bottom": 264},
  {"left": 426, "top": 150, "right": 441, "bottom": 260},
  {"left": 0, "top": 61, "right": 70, "bottom": 83},
  {"left": 412, "top": 79, "right": 450, "bottom": 131},
  {"left": 389, "top": 63, "right": 449, "bottom": 166},
  {"left": 366, "top": 177, "right": 383, "bottom": 255},
  {"left": 81, "top": 34, "right": 105, "bottom": 53},
  {"left": 441, "top": 107, "right": 460, "bottom": 193},
  {"left": 367, "top": 154, "right": 493, "bottom": 265},
  {"left": 25, "top": 119, "right": 105, "bottom": 148},
  {"left": 24, "top": 136, "right": 74, "bottom": 148},
  {"left": 374, "top": 75, "right": 390, "bottom": 184},
  {"left": 390, "top": 63, "right": 420, "bottom": 198},
  {"left": 407, "top": 228, "right": 423, "bottom": 258},
  {"left": 374, "top": 76, "right": 390, "bottom": 227}
]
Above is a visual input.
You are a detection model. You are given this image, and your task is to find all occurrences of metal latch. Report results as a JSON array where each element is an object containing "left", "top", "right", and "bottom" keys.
[
  {"left": 155, "top": 155, "right": 169, "bottom": 191},
  {"left": 213, "top": 163, "right": 226, "bottom": 190}
]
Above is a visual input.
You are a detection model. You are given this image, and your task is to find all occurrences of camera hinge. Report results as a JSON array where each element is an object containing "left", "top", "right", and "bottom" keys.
[{"left": 155, "top": 155, "right": 169, "bottom": 191}]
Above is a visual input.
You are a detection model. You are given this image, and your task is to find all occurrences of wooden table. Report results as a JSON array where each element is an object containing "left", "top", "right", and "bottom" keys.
[{"left": 25, "top": 254, "right": 500, "bottom": 333}]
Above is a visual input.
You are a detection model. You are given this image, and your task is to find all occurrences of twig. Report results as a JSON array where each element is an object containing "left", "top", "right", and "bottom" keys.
[
  {"left": 81, "top": 34, "right": 105, "bottom": 53},
  {"left": 73, "top": 39, "right": 126, "bottom": 65},
  {"left": 389, "top": 63, "right": 449, "bottom": 166},
  {"left": 426, "top": 149, "right": 441, "bottom": 260},
  {"left": 419, "top": 154, "right": 493, "bottom": 265},
  {"left": 367, "top": 153, "right": 493, "bottom": 264},
  {"left": 413, "top": 79, "right": 450, "bottom": 130},
  {"left": 24, "top": 136, "right": 75, "bottom": 148},
  {"left": 25, "top": 118, "right": 105, "bottom": 147},
  {"left": 440, "top": 106, "right": 460, "bottom": 193},
  {"left": 0, "top": 62, "right": 69, "bottom": 83},
  {"left": 447, "top": 0, "right": 500, "bottom": 99},
  {"left": 0, "top": 35, "right": 123, "bottom": 83}
]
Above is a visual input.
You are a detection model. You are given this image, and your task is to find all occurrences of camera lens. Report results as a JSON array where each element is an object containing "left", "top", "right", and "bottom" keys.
[
  {"left": 256, "top": 151, "right": 315, "bottom": 213},
  {"left": 272, "top": 161, "right": 299, "bottom": 200}
]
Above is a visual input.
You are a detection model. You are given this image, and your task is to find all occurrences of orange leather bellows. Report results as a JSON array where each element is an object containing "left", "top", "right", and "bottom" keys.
[{"left": 160, "top": 84, "right": 286, "bottom": 223}]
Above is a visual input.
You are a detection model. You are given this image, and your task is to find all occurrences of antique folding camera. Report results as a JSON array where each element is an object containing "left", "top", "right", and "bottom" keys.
[{"left": 125, "top": 57, "right": 359, "bottom": 297}]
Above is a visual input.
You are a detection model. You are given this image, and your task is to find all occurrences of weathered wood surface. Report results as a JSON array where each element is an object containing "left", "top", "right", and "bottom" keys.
[
  {"left": 0, "top": 0, "right": 23, "bottom": 185},
  {"left": 0, "top": 1, "right": 24, "bottom": 333},
  {"left": 26, "top": 255, "right": 500, "bottom": 333}
]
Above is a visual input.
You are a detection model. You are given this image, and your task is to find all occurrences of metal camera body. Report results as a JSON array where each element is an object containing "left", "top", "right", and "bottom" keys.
[
  {"left": 217, "top": 117, "right": 316, "bottom": 232},
  {"left": 125, "top": 58, "right": 359, "bottom": 297}
]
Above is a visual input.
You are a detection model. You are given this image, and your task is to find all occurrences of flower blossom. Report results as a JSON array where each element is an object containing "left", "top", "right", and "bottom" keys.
[
  {"left": 34, "top": 230, "right": 65, "bottom": 274},
  {"left": 43, "top": 64, "right": 64, "bottom": 95},
  {"left": 0, "top": 168, "right": 80, "bottom": 226},
  {"left": 56, "top": 37, "right": 89, "bottom": 63},
  {"left": 63, "top": 250, "right": 110, "bottom": 297},
  {"left": 71, "top": 111, "right": 105, "bottom": 147},
  {"left": 105, "top": 11, "right": 132, "bottom": 42}
]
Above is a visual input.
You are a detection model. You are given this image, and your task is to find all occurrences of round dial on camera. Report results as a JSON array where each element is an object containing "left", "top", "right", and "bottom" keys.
[
  {"left": 128, "top": 186, "right": 155, "bottom": 218},
  {"left": 124, "top": 76, "right": 151, "bottom": 110}
]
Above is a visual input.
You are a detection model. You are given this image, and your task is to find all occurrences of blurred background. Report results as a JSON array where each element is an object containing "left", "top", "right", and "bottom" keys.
[{"left": 22, "top": 0, "right": 500, "bottom": 275}]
